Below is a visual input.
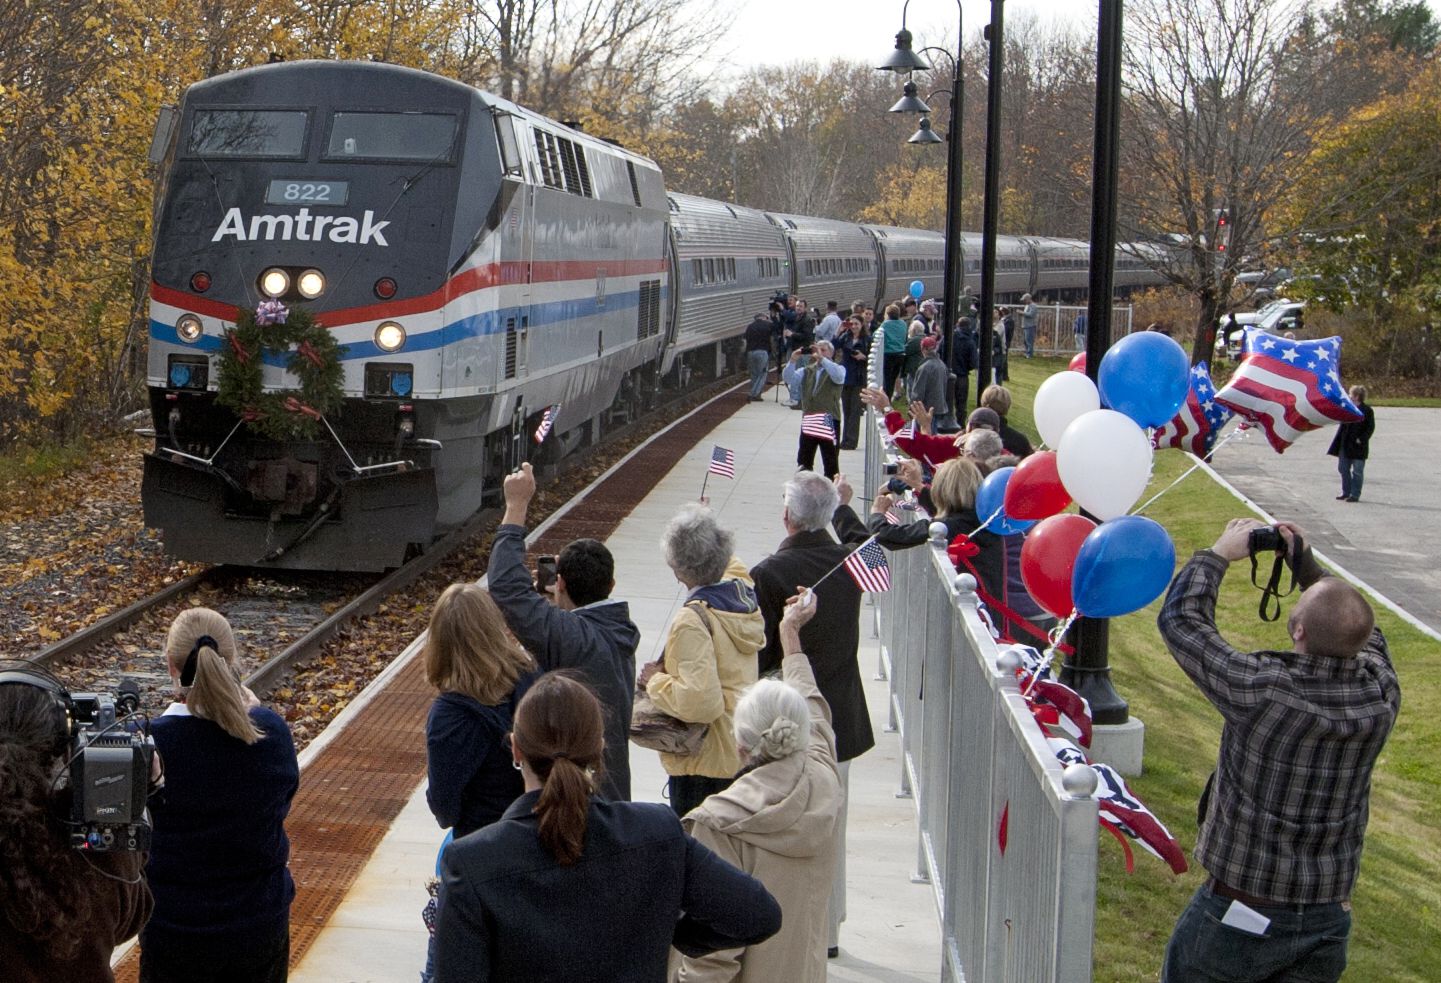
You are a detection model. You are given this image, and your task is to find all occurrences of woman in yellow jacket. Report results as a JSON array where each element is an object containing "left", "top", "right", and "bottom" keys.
[{"left": 643, "top": 505, "right": 767, "bottom": 817}]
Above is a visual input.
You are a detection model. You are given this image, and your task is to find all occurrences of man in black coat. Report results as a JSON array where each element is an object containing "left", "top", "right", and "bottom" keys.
[
  {"left": 744, "top": 312, "right": 773, "bottom": 401},
  {"left": 486, "top": 463, "right": 641, "bottom": 800},
  {"left": 749, "top": 470, "right": 871, "bottom": 956},
  {"left": 951, "top": 317, "right": 978, "bottom": 419},
  {"left": 1327, "top": 384, "right": 1376, "bottom": 502}
]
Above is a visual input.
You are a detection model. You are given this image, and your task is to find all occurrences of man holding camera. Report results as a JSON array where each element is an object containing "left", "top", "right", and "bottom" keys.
[
  {"left": 486, "top": 462, "right": 641, "bottom": 800},
  {"left": 784, "top": 340, "right": 845, "bottom": 479},
  {"left": 1157, "top": 518, "right": 1400, "bottom": 983}
]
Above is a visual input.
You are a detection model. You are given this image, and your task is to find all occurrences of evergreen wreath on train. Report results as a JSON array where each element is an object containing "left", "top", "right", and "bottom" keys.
[{"left": 216, "top": 301, "right": 347, "bottom": 442}]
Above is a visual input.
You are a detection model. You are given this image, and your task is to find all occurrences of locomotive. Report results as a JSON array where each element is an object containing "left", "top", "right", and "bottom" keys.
[{"left": 142, "top": 60, "right": 1166, "bottom": 571}]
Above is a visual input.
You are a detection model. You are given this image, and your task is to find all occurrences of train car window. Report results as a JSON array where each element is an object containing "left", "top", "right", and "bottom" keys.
[
  {"left": 693, "top": 259, "right": 703, "bottom": 284},
  {"left": 726, "top": 258, "right": 736, "bottom": 280},
  {"left": 325, "top": 112, "right": 456, "bottom": 162},
  {"left": 492, "top": 113, "right": 525, "bottom": 177},
  {"left": 704, "top": 258, "right": 716, "bottom": 282},
  {"left": 188, "top": 109, "right": 307, "bottom": 158}
]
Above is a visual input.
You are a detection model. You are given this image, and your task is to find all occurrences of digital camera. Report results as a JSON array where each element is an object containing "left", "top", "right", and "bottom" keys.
[{"left": 1247, "top": 525, "right": 1285, "bottom": 557}]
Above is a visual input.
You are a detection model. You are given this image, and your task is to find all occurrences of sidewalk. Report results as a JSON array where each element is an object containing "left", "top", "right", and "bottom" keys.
[{"left": 292, "top": 391, "right": 941, "bottom": 982}]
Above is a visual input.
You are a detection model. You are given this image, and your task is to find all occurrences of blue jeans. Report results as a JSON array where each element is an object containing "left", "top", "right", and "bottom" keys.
[
  {"left": 1338, "top": 455, "right": 1365, "bottom": 500},
  {"left": 1162, "top": 885, "right": 1351, "bottom": 983},
  {"left": 1024, "top": 323, "right": 1036, "bottom": 357},
  {"left": 747, "top": 349, "right": 769, "bottom": 398}
]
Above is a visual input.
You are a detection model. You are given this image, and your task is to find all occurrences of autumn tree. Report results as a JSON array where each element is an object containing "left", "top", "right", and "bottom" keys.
[
  {"left": 1280, "top": 59, "right": 1441, "bottom": 378},
  {"left": 1118, "top": 0, "right": 1357, "bottom": 360}
]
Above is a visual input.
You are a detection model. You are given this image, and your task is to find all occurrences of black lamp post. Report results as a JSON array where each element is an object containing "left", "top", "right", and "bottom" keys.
[
  {"left": 879, "top": 0, "right": 1005, "bottom": 423},
  {"left": 878, "top": 4, "right": 964, "bottom": 431},
  {"left": 1060, "top": 0, "right": 1129, "bottom": 726}
]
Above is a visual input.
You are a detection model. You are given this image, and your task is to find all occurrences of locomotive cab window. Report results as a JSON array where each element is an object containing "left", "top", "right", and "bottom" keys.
[
  {"left": 188, "top": 109, "right": 308, "bottom": 158},
  {"left": 325, "top": 112, "right": 457, "bottom": 162}
]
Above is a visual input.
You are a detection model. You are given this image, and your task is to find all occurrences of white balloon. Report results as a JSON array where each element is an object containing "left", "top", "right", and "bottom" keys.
[
  {"left": 1033, "top": 372, "right": 1101, "bottom": 448},
  {"left": 1056, "top": 409, "right": 1154, "bottom": 520}
]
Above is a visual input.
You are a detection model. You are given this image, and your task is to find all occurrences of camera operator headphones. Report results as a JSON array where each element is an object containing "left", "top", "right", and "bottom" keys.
[{"left": 0, "top": 662, "right": 73, "bottom": 757}]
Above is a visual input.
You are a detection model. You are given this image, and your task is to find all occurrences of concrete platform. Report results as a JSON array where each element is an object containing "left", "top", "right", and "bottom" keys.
[
  {"left": 292, "top": 389, "right": 941, "bottom": 982},
  {"left": 1209, "top": 407, "right": 1441, "bottom": 636}
]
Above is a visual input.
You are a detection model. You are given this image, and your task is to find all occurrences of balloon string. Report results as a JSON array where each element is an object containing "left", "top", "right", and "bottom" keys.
[
  {"left": 1024, "top": 609, "right": 1079, "bottom": 696},
  {"left": 969, "top": 504, "right": 1004, "bottom": 539},
  {"left": 1130, "top": 426, "right": 1247, "bottom": 517}
]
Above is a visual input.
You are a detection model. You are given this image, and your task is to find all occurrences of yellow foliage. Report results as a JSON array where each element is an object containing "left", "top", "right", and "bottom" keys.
[{"left": 859, "top": 162, "right": 949, "bottom": 229}]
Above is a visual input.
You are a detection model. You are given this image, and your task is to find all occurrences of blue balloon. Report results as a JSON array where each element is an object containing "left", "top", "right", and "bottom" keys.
[
  {"left": 1070, "top": 515, "right": 1176, "bottom": 618},
  {"left": 909, "top": 279, "right": 925, "bottom": 299},
  {"left": 975, "top": 467, "right": 1037, "bottom": 536},
  {"left": 1097, "top": 331, "right": 1191, "bottom": 429}
]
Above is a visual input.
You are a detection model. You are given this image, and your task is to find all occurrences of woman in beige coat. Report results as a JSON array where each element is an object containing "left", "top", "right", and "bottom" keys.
[
  {"left": 643, "top": 505, "right": 767, "bottom": 817},
  {"left": 673, "top": 589, "right": 843, "bottom": 983}
]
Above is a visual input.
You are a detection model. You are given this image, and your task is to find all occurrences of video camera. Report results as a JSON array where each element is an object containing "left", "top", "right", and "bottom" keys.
[
  {"left": 0, "top": 665, "right": 154, "bottom": 852},
  {"left": 66, "top": 679, "right": 154, "bottom": 852}
]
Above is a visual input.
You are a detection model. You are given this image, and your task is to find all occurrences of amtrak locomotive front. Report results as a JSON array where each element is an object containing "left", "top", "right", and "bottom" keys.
[
  {"left": 143, "top": 60, "right": 1169, "bottom": 573},
  {"left": 143, "top": 61, "right": 670, "bottom": 570}
]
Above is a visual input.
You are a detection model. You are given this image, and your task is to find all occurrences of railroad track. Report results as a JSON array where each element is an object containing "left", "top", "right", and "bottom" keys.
[{"left": 34, "top": 374, "right": 746, "bottom": 716}]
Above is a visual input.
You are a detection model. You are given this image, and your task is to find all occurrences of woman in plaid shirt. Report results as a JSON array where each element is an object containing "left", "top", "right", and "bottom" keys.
[{"left": 1157, "top": 518, "right": 1400, "bottom": 983}]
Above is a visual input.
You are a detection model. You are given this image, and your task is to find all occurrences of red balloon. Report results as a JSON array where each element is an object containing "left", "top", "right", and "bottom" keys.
[
  {"left": 1004, "top": 451, "right": 1072, "bottom": 520},
  {"left": 1020, "top": 514, "right": 1097, "bottom": 619},
  {"left": 1069, "top": 352, "right": 1087, "bottom": 373}
]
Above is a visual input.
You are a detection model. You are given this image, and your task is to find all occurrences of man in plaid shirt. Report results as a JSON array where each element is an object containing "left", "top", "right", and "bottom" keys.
[{"left": 1157, "top": 518, "right": 1400, "bottom": 983}]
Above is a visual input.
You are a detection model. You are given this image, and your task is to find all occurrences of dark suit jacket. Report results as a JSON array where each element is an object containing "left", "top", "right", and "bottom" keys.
[
  {"left": 487, "top": 524, "right": 639, "bottom": 800},
  {"left": 749, "top": 505, "right": 875, "bottom": 762},
  {"left": 434, "top": 792, "right": 780, "bottom": 983}
]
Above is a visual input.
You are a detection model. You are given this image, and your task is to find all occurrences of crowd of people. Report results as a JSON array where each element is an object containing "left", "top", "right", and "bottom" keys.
[{"left": 0, "top": 288, "right": 1398, "bottom": 983}]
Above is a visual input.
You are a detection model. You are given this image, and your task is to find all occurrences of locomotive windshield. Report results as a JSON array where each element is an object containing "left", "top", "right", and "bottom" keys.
[
  {"left": 188, "top": 109, "right": 308, "bottom": 158},
  {"left": 324, "top": 112, "right": 458, "bottom": 162}
]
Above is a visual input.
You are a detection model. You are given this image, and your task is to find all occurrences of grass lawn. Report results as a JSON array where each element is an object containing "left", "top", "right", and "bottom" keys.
[
  {"left": 1001, "top": 357, "right": 1439, "bottom": 982},
  {"left": 1368, "top": 396, "right": 1441, "bottom": 408}
]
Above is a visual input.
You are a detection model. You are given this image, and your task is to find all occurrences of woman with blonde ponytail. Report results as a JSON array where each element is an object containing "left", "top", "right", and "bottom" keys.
[
  {"left": 140, "top": 608, "right": 299, "bottom": 983},
  {"left": 432, "top": 672, "right": 783, "bottom": 983}
]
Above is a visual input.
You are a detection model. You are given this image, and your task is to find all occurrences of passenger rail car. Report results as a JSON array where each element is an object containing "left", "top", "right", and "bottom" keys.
[{"left": 142, "top": 60, "right": 1168, "bottom": 572}]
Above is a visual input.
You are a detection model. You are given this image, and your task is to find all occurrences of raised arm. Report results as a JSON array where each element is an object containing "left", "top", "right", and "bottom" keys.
[
  {"left": 779, "top": 590, "right": 837, "bottom": 762},
  {"left": 1156, "top": 519, "right": 1271, "bottom": 721}
]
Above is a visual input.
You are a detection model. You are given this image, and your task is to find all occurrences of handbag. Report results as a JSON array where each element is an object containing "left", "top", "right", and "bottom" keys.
[{"left": 628, "top": 602, "right": 712, "bottom": 756}]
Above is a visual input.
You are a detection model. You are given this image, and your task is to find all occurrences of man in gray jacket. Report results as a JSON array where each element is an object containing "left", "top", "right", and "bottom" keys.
[
  {"left": 486, "top": 463, "right": 640, "bottom": 799},
  {"left": 909, "top": 336, "right": 949, "bottom": 433}
]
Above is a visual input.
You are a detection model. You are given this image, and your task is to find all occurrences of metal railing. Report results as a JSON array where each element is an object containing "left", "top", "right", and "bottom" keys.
[
  {"left": 1013, "top": 303, "right": 1133, "bottom": 357},
  {"left": 863, "top": 351, "right": 1100, "bottom": 982}
]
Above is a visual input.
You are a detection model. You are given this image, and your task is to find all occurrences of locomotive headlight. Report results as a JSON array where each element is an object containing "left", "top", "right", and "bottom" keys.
[
  {"left": 297, "top": 269, "right": 325, "bottom": 299},
  {"left": 375, "top": 321, "right": 406, "bottom": 352},
  {"left": 260, "top": 268, "right": 290, "bottom": 297},
  {"left": 176, "top": 314, "right": 203, "bottom": 343}
]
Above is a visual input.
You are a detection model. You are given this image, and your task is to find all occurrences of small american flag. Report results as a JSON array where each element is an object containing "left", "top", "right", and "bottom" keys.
[
  {"left": 801, "top": 412, "right": 836, "bottom": 443},
  {"left": 708, "top": 445, "right": 735, "bottom": 478},
  {"left": 533, "top": 404, "right": 560, "bottom": 444},
  {"left": 895, "top": 418, "right": 917, "bottom": 440},
  {"left": 843, "top": 539, "right": 891, "bottom": 593}
]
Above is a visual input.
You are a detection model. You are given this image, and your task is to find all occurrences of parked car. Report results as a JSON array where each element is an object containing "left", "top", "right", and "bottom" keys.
[
  {"left": 1235, "top": 268, "right": 1291, "bottom": 300},
  {"left": 1215, "top": 300, "right": 1306, "bottom": 358}
]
